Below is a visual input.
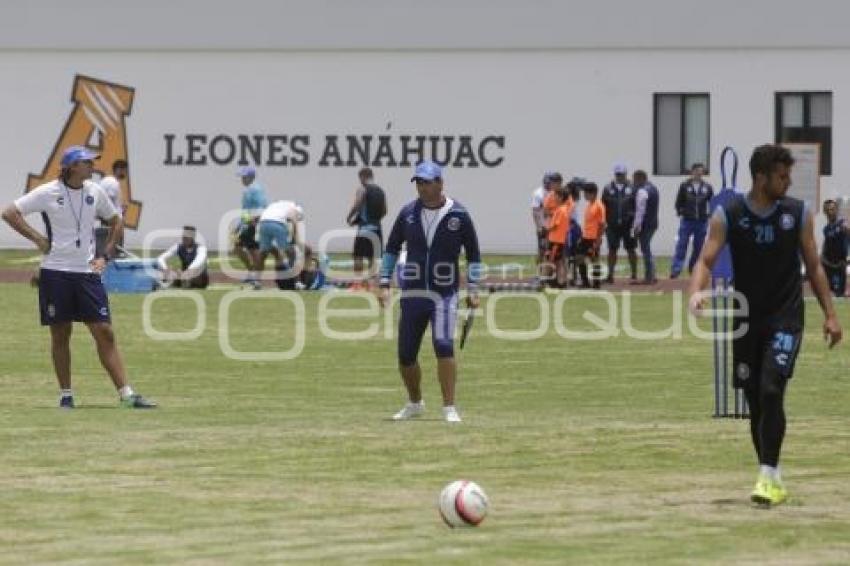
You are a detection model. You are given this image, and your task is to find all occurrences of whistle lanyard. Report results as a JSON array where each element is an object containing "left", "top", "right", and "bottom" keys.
[{"left": 64, "top": 183, "right": 85, "bottom": 248}]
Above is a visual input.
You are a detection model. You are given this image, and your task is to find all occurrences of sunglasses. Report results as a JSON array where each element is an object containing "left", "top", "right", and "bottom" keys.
[{"left": 414, "top": 178, "right": 436, "bottom": 185}]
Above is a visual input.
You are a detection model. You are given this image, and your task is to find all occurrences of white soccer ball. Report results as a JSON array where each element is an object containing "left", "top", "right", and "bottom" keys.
[{"left": 438, "top": 480, "right": 489, "bottom": 527}]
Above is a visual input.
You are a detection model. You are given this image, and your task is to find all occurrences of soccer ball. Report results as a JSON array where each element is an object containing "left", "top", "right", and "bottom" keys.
[{"left": 438, "top": 480, "right": 489, "bottom": 527}]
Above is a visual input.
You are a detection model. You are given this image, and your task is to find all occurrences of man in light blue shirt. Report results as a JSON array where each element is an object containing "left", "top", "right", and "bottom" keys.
[{"left": 233, "top": 166, "right": 268, "bottom": 283}]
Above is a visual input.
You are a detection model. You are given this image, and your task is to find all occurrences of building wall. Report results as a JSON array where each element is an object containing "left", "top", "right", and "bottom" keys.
[{"left": 1, "top": 1, "right": 848, "bottom": 253}]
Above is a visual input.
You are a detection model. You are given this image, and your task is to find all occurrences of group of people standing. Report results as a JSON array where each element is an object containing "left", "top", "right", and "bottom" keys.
[
  {"left": 532, "top": 163, "right": 666, "bottom": 287},
  {"left": 532, "top": 161, "right": 850, "bottom": 299},
  {"left": 531, "top": 162, "right": 751, "bottom": 286}
]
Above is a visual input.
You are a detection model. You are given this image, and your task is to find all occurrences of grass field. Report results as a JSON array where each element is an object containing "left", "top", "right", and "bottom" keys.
[
  {"left": 1, "top": 281, "right": 849, "bottom": 564},
  {"left": 0, "top": 249, "right": 679, "bottom": 281}
]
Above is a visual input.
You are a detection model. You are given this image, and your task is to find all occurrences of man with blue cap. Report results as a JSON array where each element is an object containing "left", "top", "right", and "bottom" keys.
[
  {"left": 378, "top": 160, "right": 482, "bottom": 423},
  {"left": 1, "top": 145, "right": 156, "bottom": 408},
  {"left": 233, "top": 165, "right": 268, "bottom": 286}
]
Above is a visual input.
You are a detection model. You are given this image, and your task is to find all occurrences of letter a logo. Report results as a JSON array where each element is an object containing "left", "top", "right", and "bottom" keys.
[{"left": 27, "top": 75, "right": 142, "bottom": 229}]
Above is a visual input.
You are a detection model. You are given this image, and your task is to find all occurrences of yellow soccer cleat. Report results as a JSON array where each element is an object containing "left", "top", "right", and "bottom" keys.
[
  {"left": 750, "top": 474, "right": 773, "bottom": 506},
  {"left": 768, "top": 480, "right": 788, "bottom": 506},
  {"left": 751, "top": 475, "right": 788, "bottom": 506}
]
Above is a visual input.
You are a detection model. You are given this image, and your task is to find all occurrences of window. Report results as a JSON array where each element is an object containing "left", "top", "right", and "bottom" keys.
[
  {"left": 654, "top": 93, "right": 710, "bottom": 176},
  {"left": 775, "top": 91, "right": 832, "bottom": 175}
]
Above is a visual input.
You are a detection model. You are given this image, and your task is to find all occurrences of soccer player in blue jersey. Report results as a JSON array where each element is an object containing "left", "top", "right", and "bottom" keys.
[
  {"left": 820, "top": 199, "right": 850, "bottom": 297},
  {"left": 378, "top": 161, "right": 482, "bottom": 423},
  {"left": 689, "top": 144, "right": 841, "bottom": 506}
]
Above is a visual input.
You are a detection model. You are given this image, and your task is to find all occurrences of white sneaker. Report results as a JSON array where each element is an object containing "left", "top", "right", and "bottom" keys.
[
  {"left": 443, "top": 405, "right": 462, "bottom": 423},
  {"left": 392, "top": 401, "right": 424, "bottom": 420}
]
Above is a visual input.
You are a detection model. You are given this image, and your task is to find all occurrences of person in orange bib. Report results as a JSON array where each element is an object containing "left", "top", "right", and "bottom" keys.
[
  {"left": 577, "top": 183, "right": 607, "bottom": 288},
  {"left": 546, "top": 188, "right": 572, "bottom": 287}
]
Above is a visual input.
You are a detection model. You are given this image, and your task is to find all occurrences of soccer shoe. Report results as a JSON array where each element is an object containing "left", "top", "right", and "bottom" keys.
[
  {"left": 59, "top": 395, "right": 75, "bottom": 409},
  {"left": 443, "top": 406, "right": 462, "bottom": 423},
  {"left": 750, "top": 475, "right": 772, "bottom": 505},
  {"left": 751, "top": 475, "right": 787, "bottom": 506},
  {"left": 392, "top": 401, "right": 424, "bottom": 420},
  {"left": 767, "top": 480, "right": 788, "bottom": 505},
  {"left": 120, "top": 394, "right": 158, "bottom": 409}
]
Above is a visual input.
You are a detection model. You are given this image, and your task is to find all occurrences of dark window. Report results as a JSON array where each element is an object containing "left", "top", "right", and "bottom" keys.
[
  {"left": 654, "top": 93, "right": 710, "bottom": 176},
  {"left": 775, "top": 91, "right": 832, "bottom": 175}
]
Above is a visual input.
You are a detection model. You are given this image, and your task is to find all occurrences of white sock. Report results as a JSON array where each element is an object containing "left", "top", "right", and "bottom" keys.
[
  {"left": 60, "top": 389, "right": 73, "bottom": 398},
  {"left": 760, "top": 464, "right": 778, "bottom": 480},
  {"left": 442, "top": 405, "right": 456, "bottom": 412},
  {"left": 119, "top": 385, "right": 135, "bottom": 400}
]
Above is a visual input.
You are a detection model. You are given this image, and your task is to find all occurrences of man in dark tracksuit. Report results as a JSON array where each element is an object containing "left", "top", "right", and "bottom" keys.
[
  {"left": 631, "top": 170, "right": 659, "bottom": 284},
  {"left": 601, "top": 163, "right": 637, "bottom": 283},
  {"left": 820, "top": 199, "right": 849, "bottom": 297},
  {"left": 689, "top": 144, "right": 841, "bottom": 507},
  {"left": 379, "top": 160, "right": 482, "bottom": 423},
  {"left": 672, "top": 163, "right": 714, "bottom": 278}
]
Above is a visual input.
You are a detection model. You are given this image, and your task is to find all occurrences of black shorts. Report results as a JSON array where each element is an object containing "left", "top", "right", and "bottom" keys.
[
  {"left": 605, "top": 224, "right": 637, "bottom": 251},
  {"left": 576, "top": 238, "right": 598, "bottom": 257},
  {"left": 732, "top": 321, "right": 802, "bottom": 392},
  {"left": 822, "top": 261, "right": 847, "bottom": 297},
  {"left": 237, "top": 223, "right": 259, "bottom": 250},
  {"left": 38, "top": 268, "right": 111, "bottom": 326},
  {"left": 353, "top": 229, "right": 383, "bottom": 259}
]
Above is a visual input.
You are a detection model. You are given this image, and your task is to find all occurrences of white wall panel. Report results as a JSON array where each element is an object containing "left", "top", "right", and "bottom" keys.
[{"left": 1, "top": 49, "right": 848, "bottom": 253}]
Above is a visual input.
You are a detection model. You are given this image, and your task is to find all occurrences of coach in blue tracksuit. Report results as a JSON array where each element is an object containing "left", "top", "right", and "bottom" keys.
[
  {"left": 672, "top": 163, "right": 714, "bottom": 278},
  {"left": 378, "top": 160, "right": 482, "bottom": 423}
]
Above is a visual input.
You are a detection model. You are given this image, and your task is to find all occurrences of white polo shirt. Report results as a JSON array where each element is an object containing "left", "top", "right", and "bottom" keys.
[{"left": 14, "top": 179, "right": 118, "bottom": 273}]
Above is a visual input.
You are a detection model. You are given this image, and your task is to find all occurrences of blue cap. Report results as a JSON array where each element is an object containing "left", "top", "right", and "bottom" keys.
[
  {"left": 236, "top": 166, "right": 256, "bottom": 177},
  {"left": 411, "top": 160, "right": 442, "bottom": 182},
  {"left": 60, "top": 145, "right": 99, "bottom": 167},
  {"left": 613, "top": 163, "right": 628, "bottom": 175}
]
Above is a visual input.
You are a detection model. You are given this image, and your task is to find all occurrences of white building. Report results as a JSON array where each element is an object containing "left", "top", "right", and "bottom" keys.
[{"left": 1, "top": 0, "right": 848, "bottom": 254}]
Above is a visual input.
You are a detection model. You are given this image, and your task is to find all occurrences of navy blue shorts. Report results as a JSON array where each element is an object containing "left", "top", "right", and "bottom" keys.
[
  {"left": 38, "top": 268, "right": 111, "bottom": 326},
  {"left": 398, "top": 293, "right": 458, "bottom": 366}
]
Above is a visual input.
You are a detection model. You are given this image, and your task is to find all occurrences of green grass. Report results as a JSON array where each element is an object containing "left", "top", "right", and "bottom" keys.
[
  {"left": 0, "top": 283, "right": 848, "bottom": 564},
  {"left": 0, "top": 249, "right": 678, "bottom": 279}
]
